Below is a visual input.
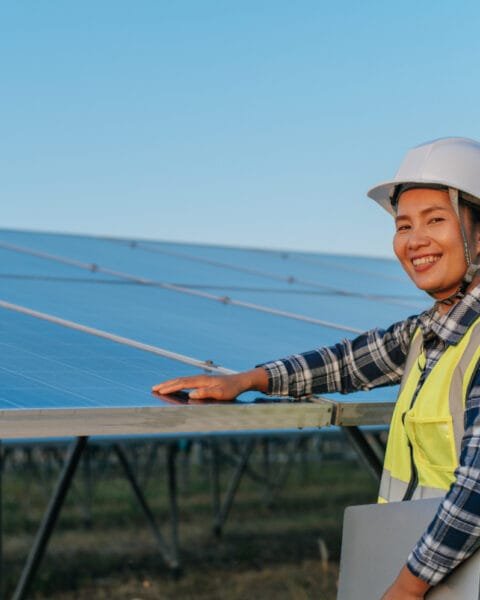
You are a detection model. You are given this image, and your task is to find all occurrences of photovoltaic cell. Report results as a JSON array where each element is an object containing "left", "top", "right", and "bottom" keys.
[
  {"left": 0, "top": 229, "right": 419, "bottom": 299},
  {"left": 197, "top": 288, "right": 429, "bottom": 331},
  {"left": 0, "top": 229, "right": 425, "bottom": 418},
  {"left": 0, "top": 276, "right": 352, "bottom": 369},
  {"left": 0, "top": 307, "right": 198, "bottom": 410},
  {"left": 139, "top": 239, "right": 419, "bottom": 297},
  {"left": 0, "top": 302, "right": 338, "bottom": 441},
  {"left": 0, "top": 231, "right": 310, "bottom": 291},
  {"left": 0, "top": 245, "right": 118, "bottom": 281}
]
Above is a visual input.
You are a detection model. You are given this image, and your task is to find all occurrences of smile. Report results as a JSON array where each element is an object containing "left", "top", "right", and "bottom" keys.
[{"left": 411, "top": 255, "right": 441, "bottom": 269}]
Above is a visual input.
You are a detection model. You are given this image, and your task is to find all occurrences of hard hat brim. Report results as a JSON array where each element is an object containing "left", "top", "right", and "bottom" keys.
[{"left": 367, "top": 177, "right": 468, "bottom": 215}]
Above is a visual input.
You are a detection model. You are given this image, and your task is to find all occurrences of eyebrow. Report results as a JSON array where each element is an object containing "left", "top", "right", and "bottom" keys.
[{"left": 395, "top": 205, "right": 450, "bottom": 222}]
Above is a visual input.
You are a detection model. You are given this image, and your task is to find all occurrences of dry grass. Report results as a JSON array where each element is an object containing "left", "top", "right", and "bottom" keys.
[{"left": 2, "top": 438, "right": 378, "bottom": 599}]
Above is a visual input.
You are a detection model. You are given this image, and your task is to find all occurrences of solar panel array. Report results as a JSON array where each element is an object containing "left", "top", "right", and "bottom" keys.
[{"left": 0, "top": 229, "right": 430, "bottom": 427}]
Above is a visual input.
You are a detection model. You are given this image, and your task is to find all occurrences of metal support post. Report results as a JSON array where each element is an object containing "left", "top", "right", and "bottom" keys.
[
  {"left": 342, "top": 426, "right": 383, "bottom": 482},
  {"left": 12, "top": 436, "right": 88, "bottom": 600},
  {"left": 166, "top": 444, "right": 180, "bottom": 577},
  {"left": 139, "top": 441, "right": 160, "bottom": 489},
  {"left": 113, "top": 444, "right": 180, "bottom": 573},
  {"left": 369, "top": 430, "right": 387, "bottom": 455},
  {"left": 81, "top": 444, "right": 93, "bottom": 529},
  {"left": 213, "top": 439, "right": 255, "bottom": 537},
  {"left": 299, "top": 437, "right": 309, "bottom": 484},
  {"left": 178, "top": 440, "right": 191, "bottom": 491},
  {"left": 49, "top": 444, "right": 93, "bottom": 524},
  {"left": 210, "top": 441, "right": 221, "bottom": 529},
  {"left": 262, "top": 438, "right": 271, "bottom": 488},
  {"left": 215, "top": 446, "right": 265, "bottom": 486},
  {"left": 263, "top": 438, "right": 301, "bottom": 507}
]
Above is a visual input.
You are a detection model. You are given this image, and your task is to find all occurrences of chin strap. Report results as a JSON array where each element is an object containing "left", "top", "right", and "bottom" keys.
[{"left": 434, "top": 188, "right": 480, "bottom": 306}]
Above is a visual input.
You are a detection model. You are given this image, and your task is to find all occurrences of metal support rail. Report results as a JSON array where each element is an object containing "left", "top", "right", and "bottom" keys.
[
  {"left": 12, "top": 436, "right": 88, "bottom": 600},
  {"left": 113, "top": 443, "right": 180, "bottom": 574},
  {"left": 166, "top": 444, "right": 180, "bottom": 576},
  {"left": 0, "top": 241, "right": 363, "bottom": 334},
  {"left": 212, "top": 440, "right": 256, "bottom": 537},
  {"left": 342, "top": 427, "right": 384, "bottom": 483},
  {"left": 111, "top": 238, "right": 423, "bottom": 309},
  {"left": 10, "top": 438, "right": 183, "bottom": 599},
  {"left": 0, "top": 300, "right": 234, "bottom": 375},
  {"left": 211, "top": 436, "right": 310, "bottom": 516}
]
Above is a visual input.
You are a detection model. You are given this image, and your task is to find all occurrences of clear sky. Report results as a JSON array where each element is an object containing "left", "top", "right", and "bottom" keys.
[{"left": 2, "top": 1, "right": 480, "bottom": 257}]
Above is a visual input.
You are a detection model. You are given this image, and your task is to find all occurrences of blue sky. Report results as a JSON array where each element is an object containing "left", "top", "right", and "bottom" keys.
[{"left": 2, "top": 1, "right": 480, "bottom": 257}]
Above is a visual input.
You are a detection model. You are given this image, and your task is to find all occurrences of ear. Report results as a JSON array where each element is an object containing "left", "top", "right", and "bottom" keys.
[{"left": 474, "top": 222, "right": 480, "bottom": 260}]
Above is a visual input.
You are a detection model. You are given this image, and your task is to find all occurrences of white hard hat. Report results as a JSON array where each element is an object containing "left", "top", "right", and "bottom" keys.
[{"left": 368, "top": 137, "right": 480, "bottom": 215}]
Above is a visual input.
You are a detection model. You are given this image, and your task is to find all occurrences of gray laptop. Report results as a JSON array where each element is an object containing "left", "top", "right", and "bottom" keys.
[{"left": 338, "top": 497, "right": 480, "bottom": 600}]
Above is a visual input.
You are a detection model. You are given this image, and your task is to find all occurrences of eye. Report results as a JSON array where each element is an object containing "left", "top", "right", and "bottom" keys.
[
  {"left": 429, "top": 217, "right": 445, "bottom": 224},
  {"left": 396, "top": 224, "right": 411, "bottom": 232}
]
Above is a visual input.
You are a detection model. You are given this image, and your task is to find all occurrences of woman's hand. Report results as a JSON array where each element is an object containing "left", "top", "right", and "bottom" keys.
[
  {"left": 381, "top": 565, "right": 430, "bottom": 600},
  {"left": 381, "top": 587, "right": 425, "bottom": 600},
  {"left": 152, "top": 367, "right": 269, "bottom": 402}
]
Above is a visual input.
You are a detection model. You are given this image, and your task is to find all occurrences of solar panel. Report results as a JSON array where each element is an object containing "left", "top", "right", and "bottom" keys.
[
  {"left": 0, "top": 276, "right": 351, "bottom": 364},
  {"left": 137, "top": 239, "right": 419, "bottom": 297},
  {"left": 0, "top": 305, "right": 334, "bottom": 438},
  {"left": 0, "top": 229, "right": 420, "bottom": 298},
  {"left": 0, "top": 306, "right": 196, "bottom": 410},
  {"left": 0, "top": 231, "right": 429, "bottom": 334},
  {"left": 0, "top": 229, "right": 416, "bottom": 438},
  {"left": 0, "top": 244, "right": 118, "bottom": 281}
]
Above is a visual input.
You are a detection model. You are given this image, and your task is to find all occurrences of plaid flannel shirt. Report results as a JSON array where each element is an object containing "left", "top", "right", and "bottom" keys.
[{"left": 260, "top": 284, "right": 480, "bottom": 586}]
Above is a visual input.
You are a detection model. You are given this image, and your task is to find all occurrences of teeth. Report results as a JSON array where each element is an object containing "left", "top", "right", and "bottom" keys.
[{"left": 412, "top": 255, "right": 440, "bottom": 267}]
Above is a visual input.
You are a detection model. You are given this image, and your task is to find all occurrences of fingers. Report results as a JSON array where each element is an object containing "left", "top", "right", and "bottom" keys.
[
  {"left": 152, "top": 375, "right": 214, "bottom": 394},
  {"left": 152, "top": 374, "right": 239, "bottom": 402}
]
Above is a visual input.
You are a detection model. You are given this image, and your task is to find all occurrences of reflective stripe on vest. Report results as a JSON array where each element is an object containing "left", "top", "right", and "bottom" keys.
[{"left": 378, "top": 315, "right": 480, "bottom": 503}]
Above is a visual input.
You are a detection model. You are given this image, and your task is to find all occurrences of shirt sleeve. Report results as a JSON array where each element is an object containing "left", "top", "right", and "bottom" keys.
[
  {"left": 258, "top": 316, "right": 418, "bottom": 397},
  {"left": 407, "top": 364, "right": 480, "bottom": 585}
]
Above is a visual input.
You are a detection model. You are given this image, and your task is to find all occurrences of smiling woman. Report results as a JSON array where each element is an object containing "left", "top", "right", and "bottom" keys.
[
  {"left": 153, "top": 137, "right": 480, "bottom": 600},
  {"left": 393, "top": 187, "right": 480, "bottom": 313}
]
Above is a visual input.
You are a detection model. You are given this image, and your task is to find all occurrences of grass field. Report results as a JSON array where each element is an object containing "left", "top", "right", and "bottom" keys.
[{"left": 2, "top": 436, "right": 378, "bottom": 599}]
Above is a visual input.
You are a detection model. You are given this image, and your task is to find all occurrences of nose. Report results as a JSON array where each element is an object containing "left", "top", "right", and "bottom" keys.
[{"left": 407, "top": 226, "right": 431, "bottom": 251}]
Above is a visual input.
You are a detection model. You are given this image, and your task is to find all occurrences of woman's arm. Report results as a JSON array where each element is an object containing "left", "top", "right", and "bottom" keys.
[
  {"left": 259, "top": 316, "right": 417, "bottom": 398},
  {"left": 152, "top": 316, "right": 418, "bottom": 400}
]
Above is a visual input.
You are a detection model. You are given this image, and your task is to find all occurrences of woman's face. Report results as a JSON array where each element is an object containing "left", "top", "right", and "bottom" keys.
[{"left": 393, "top": 188, "right": 480, "bottom": 301}]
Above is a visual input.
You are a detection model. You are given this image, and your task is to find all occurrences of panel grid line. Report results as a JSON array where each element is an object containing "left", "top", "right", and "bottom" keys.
[
  {"left": 110, "top": 238, "right": 420, "bottom": 307},
  {"left": 0, "top": 241, "right": 364, "bottom": 334},
  {"left": 0, "top": 299, "right": 236, "bottom": 375}
]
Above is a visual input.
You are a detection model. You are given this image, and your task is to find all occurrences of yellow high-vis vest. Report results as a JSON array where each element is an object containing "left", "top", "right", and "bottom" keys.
[{"left": 378, "top": 317, "right": 480, "bottom": 504}]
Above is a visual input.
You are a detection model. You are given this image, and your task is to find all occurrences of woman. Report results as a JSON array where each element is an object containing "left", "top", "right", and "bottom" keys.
[{"left": 153, "top": 137, "right": 480, "bottom": 599}]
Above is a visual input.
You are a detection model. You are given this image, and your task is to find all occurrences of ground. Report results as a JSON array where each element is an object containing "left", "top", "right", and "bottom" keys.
[{"left": 2, "top": 437, "right": 378, "bottom": 599}]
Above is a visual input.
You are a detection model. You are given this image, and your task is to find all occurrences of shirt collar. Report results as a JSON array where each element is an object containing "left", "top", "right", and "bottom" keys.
[{"left": 418, "top": 284, "right": 480, "bottom": 346}]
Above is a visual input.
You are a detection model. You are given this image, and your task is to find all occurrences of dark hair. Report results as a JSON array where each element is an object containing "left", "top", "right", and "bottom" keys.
[
  {"left": 462, "top": 198, "right": 480, "bottom": 226},
  {"left": 390, "top": 183, "right": 448, "bottom": 212},
  {"left": 391, "top": 185, "right": 480, "bottom": 224}
]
